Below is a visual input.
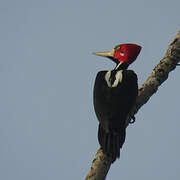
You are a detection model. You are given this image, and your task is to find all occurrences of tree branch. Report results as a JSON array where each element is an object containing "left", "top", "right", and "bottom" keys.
[{"left": 85, "top": 31, "right": 180, "bottom": 180}]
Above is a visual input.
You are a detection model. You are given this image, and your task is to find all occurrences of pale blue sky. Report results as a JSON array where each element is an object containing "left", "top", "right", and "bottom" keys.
[{"left": 0, "top": 0, "right": 180, "bottom": 179}]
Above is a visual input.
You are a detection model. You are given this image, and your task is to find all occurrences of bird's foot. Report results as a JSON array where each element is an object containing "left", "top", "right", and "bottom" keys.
[{"left": 129, "top": 115, "right": 136, "bottom": 124}]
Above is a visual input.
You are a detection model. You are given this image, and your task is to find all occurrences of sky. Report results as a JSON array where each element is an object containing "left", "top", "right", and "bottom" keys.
[{"left": 0, "top": 0, "right": 180, "bottom": 179}]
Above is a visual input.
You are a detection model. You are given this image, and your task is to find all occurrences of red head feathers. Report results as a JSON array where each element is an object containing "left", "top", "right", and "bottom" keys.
[{"left": 93, "top": 43, "right": 141, "bottom": 65}]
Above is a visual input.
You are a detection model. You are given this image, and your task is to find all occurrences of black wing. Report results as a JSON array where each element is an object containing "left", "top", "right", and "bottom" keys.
[{"left": 93, "top": 70, "right": 138, "bottom": 161}]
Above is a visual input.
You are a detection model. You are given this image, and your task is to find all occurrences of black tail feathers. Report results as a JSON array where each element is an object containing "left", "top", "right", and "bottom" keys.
[{"left": 98, "top": 124, "right": 126, "bottom": 163}]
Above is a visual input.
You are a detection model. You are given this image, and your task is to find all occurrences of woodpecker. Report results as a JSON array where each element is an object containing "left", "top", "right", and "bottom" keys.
[{"left": 93, "top": 44, "right": 141, "bottom": 162}]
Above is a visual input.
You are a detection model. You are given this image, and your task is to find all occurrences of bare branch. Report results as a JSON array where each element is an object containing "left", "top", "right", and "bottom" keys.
[{"left": 85, "top": 31, "right": 180, "bottom": 180}]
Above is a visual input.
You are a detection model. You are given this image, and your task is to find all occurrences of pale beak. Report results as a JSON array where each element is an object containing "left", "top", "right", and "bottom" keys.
[{"left": 92, "top": 49, "right": 115, "bottom": 58}]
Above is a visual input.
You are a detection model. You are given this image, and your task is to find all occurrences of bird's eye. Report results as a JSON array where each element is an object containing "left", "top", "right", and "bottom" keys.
[{"left": 120, "top": 52, "right": 124, "bottom": 56}]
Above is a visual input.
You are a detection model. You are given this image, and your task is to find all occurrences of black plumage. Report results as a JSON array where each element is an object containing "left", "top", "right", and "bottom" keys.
[{"left": 93, "top": 67, "right": 138, "bottom": 162}]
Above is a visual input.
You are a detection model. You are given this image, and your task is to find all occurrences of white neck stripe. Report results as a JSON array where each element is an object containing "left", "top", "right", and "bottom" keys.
[
  {"left": 112, "top": 70, "right": 123, "bottom": 87},
  {"left": 105, "top": 70, "right": 123, "bottom": 88},
  {"left": 105, "top": 71, "right": 111, "bottom": 87},
  {"left": 115, "top": 62, "right": 123, "bottom": 70}
]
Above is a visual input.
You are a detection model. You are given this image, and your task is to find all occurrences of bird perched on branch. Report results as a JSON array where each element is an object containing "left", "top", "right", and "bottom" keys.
[{"left": 93, "top": 43, "right": 141, "bottom": 162}]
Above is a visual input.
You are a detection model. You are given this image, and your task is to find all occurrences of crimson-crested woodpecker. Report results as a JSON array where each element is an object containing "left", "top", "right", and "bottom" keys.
[{"left": 93, "top": 44, "right": 141, "bottom": 162}]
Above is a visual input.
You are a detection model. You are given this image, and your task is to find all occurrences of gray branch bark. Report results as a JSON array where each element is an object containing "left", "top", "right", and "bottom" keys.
[{"left": 85, "top": 31, "right": 180, "bottom": 180}]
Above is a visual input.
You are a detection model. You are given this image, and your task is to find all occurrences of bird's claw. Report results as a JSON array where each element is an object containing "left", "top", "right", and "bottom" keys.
[{"left": 129, "top": 115, "right": 136, "bottom": 124}]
